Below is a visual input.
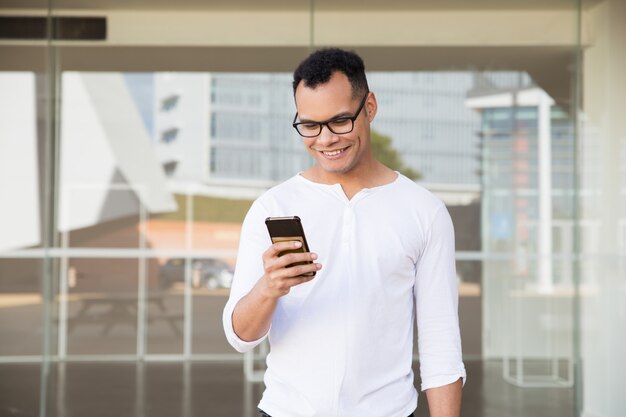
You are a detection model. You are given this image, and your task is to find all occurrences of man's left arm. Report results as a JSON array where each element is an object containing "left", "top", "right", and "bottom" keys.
[
  {"left": 425, "top": 378, "right": 463, "bottom": 417},
  {"left": 414, "top": 204, "right": 466, "bottom": 414}
]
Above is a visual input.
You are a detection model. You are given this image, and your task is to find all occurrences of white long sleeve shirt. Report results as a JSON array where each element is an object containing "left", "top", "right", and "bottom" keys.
[{"left": 223, "top": 173, "right": 466, "bottom": 417}]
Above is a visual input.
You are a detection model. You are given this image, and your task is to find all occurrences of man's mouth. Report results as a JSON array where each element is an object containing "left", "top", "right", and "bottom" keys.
[{"left": 320, "top": 147, "right": 348, "bottom": 157}]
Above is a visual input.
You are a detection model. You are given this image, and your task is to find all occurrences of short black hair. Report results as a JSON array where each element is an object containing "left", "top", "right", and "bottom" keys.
[{"left": 292, "top": 48, "right": 369, "bottom": 99}]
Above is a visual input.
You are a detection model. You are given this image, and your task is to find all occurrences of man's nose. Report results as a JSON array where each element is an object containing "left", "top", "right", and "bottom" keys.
[{"left": 317, "top": 124, "right": 339, "bottom": 145}]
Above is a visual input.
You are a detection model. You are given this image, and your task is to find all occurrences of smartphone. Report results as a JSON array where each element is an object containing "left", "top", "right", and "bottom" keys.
[{"left": 265, "top": 216, "right": 315, "bottom": 276}]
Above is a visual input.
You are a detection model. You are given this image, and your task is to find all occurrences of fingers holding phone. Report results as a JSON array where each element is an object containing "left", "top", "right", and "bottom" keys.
[
  {"left": 262, "top": 217, "right": 322, "bottom": 297},
  {"left": 261, "top": 240, "right": 321, "bottom": 297}
]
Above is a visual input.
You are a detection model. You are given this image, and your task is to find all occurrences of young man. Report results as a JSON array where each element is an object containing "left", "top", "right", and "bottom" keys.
[{"left": 223, "top": 48, "right": 465, "bottom": 417}]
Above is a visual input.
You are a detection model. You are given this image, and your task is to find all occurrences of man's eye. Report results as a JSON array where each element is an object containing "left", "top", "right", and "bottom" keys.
[
  {"left": 329, "top": 118, "right": 351, "bottom": 127},
  {"left": 301, "top": 123, "right": 320, "bottom": 130}
]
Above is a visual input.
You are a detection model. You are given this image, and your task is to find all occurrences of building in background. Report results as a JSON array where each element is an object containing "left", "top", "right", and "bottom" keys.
[
  {"left": 467, "top": 86, "right": 578, "bottom": 387},
  {"left": 150, "top": 71, "right": 496, "bottom": 199}
]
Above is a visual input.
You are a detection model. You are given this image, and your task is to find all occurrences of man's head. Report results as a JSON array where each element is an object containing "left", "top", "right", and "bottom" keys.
[
  {"left": 291, "top": 48, "right": 378, "bottom": 180},
  {"left": 292, "top": 48, "right": 369, "bottom": 99}
]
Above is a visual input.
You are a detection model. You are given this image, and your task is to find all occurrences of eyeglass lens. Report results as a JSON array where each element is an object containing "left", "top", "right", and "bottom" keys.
[{"left": 296, "top": 119, "right": 354, "bottom": 137}]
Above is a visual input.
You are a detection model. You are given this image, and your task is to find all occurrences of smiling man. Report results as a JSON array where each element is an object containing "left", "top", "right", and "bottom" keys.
[{"left": 223, "top": 48, "right": 466, "bottom": 417}]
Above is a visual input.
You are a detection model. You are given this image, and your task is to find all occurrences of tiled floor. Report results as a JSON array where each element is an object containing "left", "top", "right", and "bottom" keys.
[{"left": 0, "top": 360, "right": 574, "bottom": 417}]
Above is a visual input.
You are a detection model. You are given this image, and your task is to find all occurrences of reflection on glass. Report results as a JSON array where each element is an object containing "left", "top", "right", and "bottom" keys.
[
  {"left": 468, "top": 84, "right": 576, "bottom": 386},
  {"left": 3, "top": 69, "right": 569, "bottom": 362},
  {"left": 0, "top": 72, "right": 41, "bottom": 252},
  {"left": 0, "top": 72, "right": 46, "bottom": 358},
  {"left": 0, "top": 259, "right": 44, "bottom": 356},
  {"left": 1, "top": 69, "right": 578, "bottom": 372},
  {"left": 65, "top": 259, "right": 139, "bottom": 356}
]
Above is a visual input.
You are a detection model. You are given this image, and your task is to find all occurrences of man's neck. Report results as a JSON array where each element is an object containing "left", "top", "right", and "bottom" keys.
[{"left": 302, "top": 162, "right": 397, "bottom": 200}]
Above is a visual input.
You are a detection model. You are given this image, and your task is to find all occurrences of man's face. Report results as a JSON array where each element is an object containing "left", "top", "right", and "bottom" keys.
[{"left": 294, "top": 71, "right": 376, "bottom": 178}]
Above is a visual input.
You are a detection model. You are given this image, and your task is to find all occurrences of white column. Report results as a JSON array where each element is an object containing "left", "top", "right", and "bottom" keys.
[{"left": 537, "top": 90, "right": 553, "bottom": 293}]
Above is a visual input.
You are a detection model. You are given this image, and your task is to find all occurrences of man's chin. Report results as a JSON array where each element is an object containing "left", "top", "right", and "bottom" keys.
[{"left": 316, "top": 162, "right": 354, "bottom": 176}]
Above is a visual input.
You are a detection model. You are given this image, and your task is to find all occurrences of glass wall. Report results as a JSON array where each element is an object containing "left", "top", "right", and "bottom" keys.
[
  {"left": 1, "top": 0, "right": 624, "bottom": 416},
  {"left": 577, "top": 0, "right": 626, "bottom": 415},
  {"left": 0, "top": 4, "right": 53, "bottom": 415}
]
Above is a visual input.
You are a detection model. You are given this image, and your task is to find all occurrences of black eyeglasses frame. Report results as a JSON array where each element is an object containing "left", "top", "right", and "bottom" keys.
[{"left": 292, "top": 92, "right": 369, "bottom": 138}]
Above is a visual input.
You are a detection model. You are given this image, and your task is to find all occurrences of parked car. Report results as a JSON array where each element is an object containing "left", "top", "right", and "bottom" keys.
[{"left": 159, "top": 258, "right": 234, "bottom": 290}]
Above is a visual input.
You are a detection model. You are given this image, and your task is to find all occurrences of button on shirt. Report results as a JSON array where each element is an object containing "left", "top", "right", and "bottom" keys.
[{"left": 223, "top": 173, "right": 466, "bottom": 417}]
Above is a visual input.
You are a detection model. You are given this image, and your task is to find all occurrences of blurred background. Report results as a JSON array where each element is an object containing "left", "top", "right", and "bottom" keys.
[{"left": 0, "top": 1, "right": 624, "bottom": 416}]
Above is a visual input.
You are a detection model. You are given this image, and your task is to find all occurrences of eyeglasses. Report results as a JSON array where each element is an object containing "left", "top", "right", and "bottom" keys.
[{"left": 292, "top": 92, "right": 369, "bottom": 138}]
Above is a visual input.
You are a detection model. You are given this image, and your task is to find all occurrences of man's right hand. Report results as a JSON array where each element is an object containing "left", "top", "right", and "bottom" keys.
[
  {"left": 231, "top": 241, "right": 321, "bottom": 342},
  {"left": 260, "top": 240, "right": 321, "bottom": 298}
]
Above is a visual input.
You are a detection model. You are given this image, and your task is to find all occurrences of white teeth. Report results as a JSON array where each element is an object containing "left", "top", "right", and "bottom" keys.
[{"left": 323, "top": 149, "right": 344, "bottom": 156}]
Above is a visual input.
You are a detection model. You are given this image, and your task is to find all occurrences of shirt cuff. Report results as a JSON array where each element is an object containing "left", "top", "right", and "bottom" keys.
[
  {"left": 223, "top": 302, "right": 269, "bottom": 353},
  {"left": 421, "top": 371, "right": 467, "bottom": 391},
  {"left": 228, "top": 330, "right": 268, "bottom": 353}
]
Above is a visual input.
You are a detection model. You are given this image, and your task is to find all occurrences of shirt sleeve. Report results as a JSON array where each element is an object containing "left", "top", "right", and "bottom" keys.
[
  {"left": 414, "top": 204, "right": 467, "bottom": 391},
  {"left": 222, "top": 199, "right": 272, "bottom": 353}
]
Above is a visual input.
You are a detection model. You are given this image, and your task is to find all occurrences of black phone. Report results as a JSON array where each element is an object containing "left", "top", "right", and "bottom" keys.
[{"left": 265, "top": 216, "right": 315, "bottom": 276}]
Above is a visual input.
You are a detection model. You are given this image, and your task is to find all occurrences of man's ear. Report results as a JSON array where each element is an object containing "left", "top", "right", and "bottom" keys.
[{"left": 365, "top": 92, "right": 378, "bottom": 122}]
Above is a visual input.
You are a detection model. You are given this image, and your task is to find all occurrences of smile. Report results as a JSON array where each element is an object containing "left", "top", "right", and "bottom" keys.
[{"left": 320, "top": 147, "right": 348, "bottom": 157}]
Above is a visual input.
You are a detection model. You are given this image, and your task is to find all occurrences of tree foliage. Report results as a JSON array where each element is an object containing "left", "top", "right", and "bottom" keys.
[{"left": 370, "top": 130, "right": 422, "bottom": 180}]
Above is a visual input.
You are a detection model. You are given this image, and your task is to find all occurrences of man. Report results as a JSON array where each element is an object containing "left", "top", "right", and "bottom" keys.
[{"left": 223, "top": 48, "right": 465, "bottom": 417}]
